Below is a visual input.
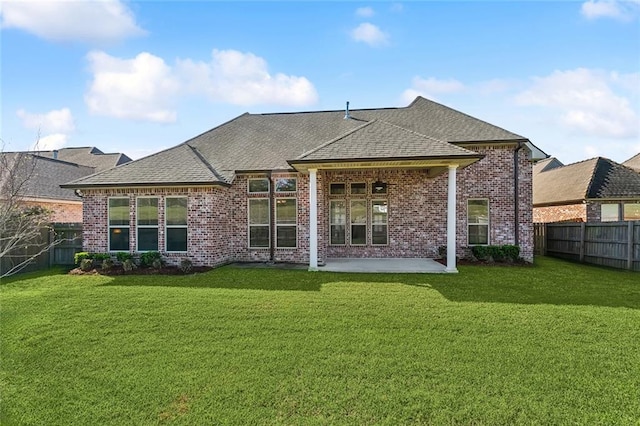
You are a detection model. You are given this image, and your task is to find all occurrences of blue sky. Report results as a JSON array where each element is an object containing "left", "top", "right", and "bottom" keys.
[{"left": 1, "top": 0, "right": 639, "bottom": 165}]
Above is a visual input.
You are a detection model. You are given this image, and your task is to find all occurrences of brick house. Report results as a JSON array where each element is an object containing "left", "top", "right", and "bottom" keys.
[
  {"left": 533, "top": 156, "right": 640, "bottom": 223},
  {"left": 1, "top": 147, "right": 131, "bottom": 223},
  {"left": 63, "top": 97, "right": 543, "bottom": 272}
]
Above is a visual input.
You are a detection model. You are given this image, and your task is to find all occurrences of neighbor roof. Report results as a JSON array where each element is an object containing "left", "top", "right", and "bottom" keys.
[
  {"left": 36, "top": 147, "right": 132, "bottom": 172},
  {"left": 534, "top": 157, "right": 640, "bottom": 206},
  {"left": 64, "top": 96, "right": 532, "bottom": 188},
  {"left": 623, "top": 153, "right": 640, "bottom": 173}
]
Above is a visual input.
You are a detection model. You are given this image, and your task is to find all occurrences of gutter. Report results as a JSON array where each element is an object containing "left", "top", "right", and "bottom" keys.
[{"left": 514, "top": 142, "right": 524, "bottom": 246}]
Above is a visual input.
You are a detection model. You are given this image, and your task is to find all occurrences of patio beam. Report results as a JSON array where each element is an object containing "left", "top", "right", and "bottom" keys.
[
  {"left": 446, "top": 165, "right": 459, "bottom": 273},
  {"left": 309, "top": 168, "right": 318, "bottom": 271}
]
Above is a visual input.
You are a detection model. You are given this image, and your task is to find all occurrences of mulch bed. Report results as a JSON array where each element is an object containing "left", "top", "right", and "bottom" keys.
[
  {"left": 68, "top": 265, "right": 213, "bottom": 276},
  {"left": 434, "top": 258, "right": 533, "bottom": 267}
]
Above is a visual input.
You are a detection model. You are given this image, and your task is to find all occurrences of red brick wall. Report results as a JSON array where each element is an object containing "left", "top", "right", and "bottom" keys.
[
  {"left": 78, "top": 145, "right": 535, "bottom": 266},
  {"left": 23, "top": 200, "right": 83, "bottom": 223},
  {"left": 533, "top": 204, "right": 586, "bottom": 223}
]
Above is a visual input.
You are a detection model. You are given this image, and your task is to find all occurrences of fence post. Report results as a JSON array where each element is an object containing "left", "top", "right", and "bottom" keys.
[
  {"left": 628, "top": 221, "right": 634, "bottom": 271},
  {"left": 543, "top": 223, "right": 547, "bottom": 255},
  {"left": 579, "top": 222, "right": 586, "bottom": 263}
]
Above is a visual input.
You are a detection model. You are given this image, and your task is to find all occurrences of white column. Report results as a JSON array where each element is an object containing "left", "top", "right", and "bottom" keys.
[
  {"left": 446, "top": 165, "right": 458, "bottom": 273},
  {"left": 308, "top": 168, "right": 318, "bottom": 271}
]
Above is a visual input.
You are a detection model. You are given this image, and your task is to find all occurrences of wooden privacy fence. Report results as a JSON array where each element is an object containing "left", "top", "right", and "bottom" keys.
[
  {"left": 534, "top": 221, "right": 640, "bottom": 271},
  {"left": 0, "top": 223, "right": 83, "bottom": 276}
]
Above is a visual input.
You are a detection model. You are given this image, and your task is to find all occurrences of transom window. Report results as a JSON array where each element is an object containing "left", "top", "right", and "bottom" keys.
[
  {"left": 330, "top": 183, "right": 345, "bottom": 195},
  {"left": 108, "top": 197, "right": 129, "bottom": 251},
  {"left": 275, "top": 178, "right": 297, "bottom": 193},
  {"left": 468, "top": 199, "right": 489, "bottom": 245},
  {"left": 137, "top": 198, "right": 158, "bottom": 251},
  {"left": 351, "top": 182, "right": 366, "bottom": 195},
  {"left": 166, "top": 197, "right": 187, "bottom": 252},
  {"left": 248, "top": 178, "right": 269, "bottom": 193}
]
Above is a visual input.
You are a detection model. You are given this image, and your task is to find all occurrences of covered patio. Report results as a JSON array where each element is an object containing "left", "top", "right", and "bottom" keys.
[{"left": 320, "top": 258, "right": 446, "bottom": 273}]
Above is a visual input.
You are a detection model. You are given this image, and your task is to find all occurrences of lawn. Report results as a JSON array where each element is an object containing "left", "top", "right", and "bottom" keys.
[{"left": 1, "top": 257, "right": 639, "bottom": 425}]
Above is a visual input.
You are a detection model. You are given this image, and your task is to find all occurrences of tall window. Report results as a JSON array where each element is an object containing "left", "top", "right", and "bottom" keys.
[
  {"left": 371, "top": 200, "right": 388, "bottom": 245},
  {"left": 166, "top": 197, "right": 187, "bottom": 252},
  {"left": 468, "top": 199, "right": 489, "bottom": 245},
  {"left": 276, "top": 198, "right": 297, "bottom": 248},
  {"left": 601, "top": 204, "right": 619, "bottom": 222},
  {"left": 137, "top": 198, "right": 158, "bottom": 251},
  {"left": 109, "top": 198, "right": 129, "bottom": 251},
  {"left": 249, "top": 199, "right": 270, "bottom": 248},
  {"left": 350, "top": 200, "right": 367, "bottom": 245},
  {"left": 330, "top": 200, "right": 346, "bottom": 245}
]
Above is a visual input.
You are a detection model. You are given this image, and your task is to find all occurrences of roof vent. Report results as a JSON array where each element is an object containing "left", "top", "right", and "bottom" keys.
[
  {"left": 53, "top": 150, "right": 59, "bottom": 160},
  {"left": 344, "top": 101, "right": 351, "bottom": 119}
]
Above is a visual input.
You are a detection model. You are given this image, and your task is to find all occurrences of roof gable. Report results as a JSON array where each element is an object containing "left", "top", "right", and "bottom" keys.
[{"left": 623, "top": 153, "right": 640, "bottom": 173}]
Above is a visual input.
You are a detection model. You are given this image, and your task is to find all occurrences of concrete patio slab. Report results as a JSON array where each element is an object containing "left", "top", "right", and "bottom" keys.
[{"left": 319, "top": 258, "right": 447, "bottom": 273}]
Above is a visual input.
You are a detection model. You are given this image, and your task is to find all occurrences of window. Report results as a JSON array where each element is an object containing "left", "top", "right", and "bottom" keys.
[
  {"left": 601, "top": 204, "right": 619, "bottom": 222},
  {"left": 329, "top": 183, "right": 345, "bottom": 195},
  {"left": 109, "top": 198, "right": 129, "bottom": 251},
  {"left": 275, "top": 178, "right": 297, "bottom": 192},
  {"left": 137, "top": 198, "right": 158, "bottom": 251},
  {"left": 624, "top": 203, "right": 640, "bottom": 221},
  {"left": 330, "top": 200, "right": 346, "bottom": 245},
  {"left": 372, "top": 181, "right": 387, "bottom": 194},
  {"left": 166, "top": 197, "right": 187, "bottom": 252},
  {"left": 351, "top": 182, "right": 366, "bottom": 195},
  {"left": 248, "top": 178, "right": 269, "bottom": 193},
  {"left": 468, "top": 199, "right": 489, "bottom": 245},
  {"left": 249, "top": 199, "right": 270, "bottom": 248},
  {"left": 350, "top": 200, "right": 367, "bottom": 245},
  {"left": 276, "top": 198, "right": 297, "bottom": 247},
  {"left": 371, "top": 200, "right": 388, "bottom": 245}
]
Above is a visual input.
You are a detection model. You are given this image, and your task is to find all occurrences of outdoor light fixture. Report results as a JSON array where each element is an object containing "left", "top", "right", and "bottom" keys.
[{"left": 74, "top": 189, "right": 84, "bottom": 198}]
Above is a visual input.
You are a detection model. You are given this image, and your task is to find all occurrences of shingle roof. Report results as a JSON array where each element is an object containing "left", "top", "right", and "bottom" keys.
[
  {"left": 36, "top": 147, "right": 132, "bottom": 172},
  {"left": 533, "top": 157, "right": 563, "bottom": 175},
  {"left": 623, "top": 153, "right": 640, "bottom": 173},
  {"left": 533, "top": 157, "right": 640, "bottom": 206},
  {"left": 65, "top": 96, "right": 530, "bottom": 188}
]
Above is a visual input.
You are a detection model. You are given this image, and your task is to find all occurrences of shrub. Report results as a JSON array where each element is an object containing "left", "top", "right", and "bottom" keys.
[
  {"left": 151, "top": 258, "right": 163, "bottom": 270},
  {"left": 116, "top": 252, "right": 133, "bottom": 263},
  {"left": 502, "top": 245, "right": 520, "bottom": 262},
  {"left": 180, "top": 258, "right": 193, "bottom": 274},
  {"left": 101, "top": 258, "right": 114, "bottom": 272},
  {"left": 140, "top": 251, "right": 162, "bottom": 267},
  {"left": 123, "top": 259, "right": 136, "bottom": 272},
  {"left": 471, "top": 245, "right": 521, "bottom": 263},
  {"left": 471, "top": 245, "right": 491, "bottom": 261},
  {"left": 488, "top": 246, "right": 505, "bottom": 262},
  {"left": 437, "top": 246, "right": 447, "bottom": 259},
  {"left": 79, "top": 258, "right": 94, "bottom": 272},
  {"left": 74, "top": 252, "right": 91, "bottom": 265},
  {"left": 92, "top": 253, "right": 111, "bottom": 262}
]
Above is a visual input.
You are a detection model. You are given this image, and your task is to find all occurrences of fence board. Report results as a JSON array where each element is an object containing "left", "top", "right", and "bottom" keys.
[{"left": 535, "top": 221, "right": 640, "bottom": 271}]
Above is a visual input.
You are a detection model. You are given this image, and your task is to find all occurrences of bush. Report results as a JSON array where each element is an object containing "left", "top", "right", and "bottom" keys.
[
  {"left": 180, "top": 258, "right": 193, "bottom": 274},
  {"left": 101, "top": 258, "right": 114, "bottom": 271},
  {"left": 502, "top": 245, "right": 520, "bottom": 262},
  {"left": 92, "top": 253, "right": 111, "bottom": 262},
  {"left": 151, "top": 258, "right": 163, "bottom": 270},
  {"left": 122, "top": 259, "right": 136, "bottom": 272},
  {"left": 437, "top": 246, "right": 447, "bottom": 259},
  {"left": 471, "top": 245, "right": 491, "bottom": 261},
  {"left": 74, "top": 252, "right": 91, "bottom": 265},
  {"left": 79, "top": 258, "right": 94, "bottom": 272},
  {"left": 116, "top": 252, "right": 133, "bottom": 263},
  {"left": 140, "top": 251, "right": 162, "bottom": 268},
  {"left": 471, "top": 245, "right": 520, "bottom": 263}
]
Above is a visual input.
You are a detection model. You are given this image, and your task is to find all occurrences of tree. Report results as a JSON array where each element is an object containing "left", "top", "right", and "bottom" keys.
[{"left": 0, "top": 142, "right": 62, "bottom": 278}]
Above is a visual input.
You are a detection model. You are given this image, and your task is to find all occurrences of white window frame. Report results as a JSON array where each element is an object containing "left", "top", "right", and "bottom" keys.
[
  {"left": 350, "top": 182, "right": 367, "bottom": 196},
  {"left": 136, "top": 197, "right": 159, "bottom": 252},
  {"left": 467, "top": 198, "right": 490, "bottom": 246},
  {"left": 371, "top": 199, "right": 388, "bottom": 246},
  {"left": 275, "top": 178, "right": 297, "bottom": 193},
  {"left": 165, "top": 197, "right": 188, "bottom": 252},
  {"left": 350, "top": 199, "right": 367, "bottom": 246},
  {"left": 248, "top": 178, "right": 270, "bottom": 194},
  {"left": 601, "top": 203, "right": 620, "bottom": 222},
  {"left": 329, "top": 199, "right": 346, "bottom": 246},
  {"left": 108, "top": 197, "right": 130, "bottom": 252},
  {"left": 248, "top": 198, "right": 270, "bottom": 249},
  {"left": 275, "top": 197, "right": 297, "bottom": 248},
  {"left": 329, "top": 182, "right": 346, "bottom": 196}
]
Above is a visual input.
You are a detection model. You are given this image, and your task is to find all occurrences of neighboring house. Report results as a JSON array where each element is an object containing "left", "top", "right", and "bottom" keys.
[
  {"left": 533, "top": 157, "right": 640, "bottom": 223},
  {"left": 1, "top": 147, "right": 132, "bottom": 223},
  {"left": 63, "top": 96, "right": 544, "bottom": 272},
  {"left": 623, "top": 153, "right": 640, "bottom": 173}
]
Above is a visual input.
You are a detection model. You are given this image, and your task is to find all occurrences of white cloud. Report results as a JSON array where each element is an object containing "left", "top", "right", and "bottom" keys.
[
  {"left": 34, "top": 133, "right": 69, "bottom": 151},
  {"left": 355, "top": 7, "right": 375, "bottom": 18},
  {"left": 580, "top": 0, "right": 640, "bottom": 21},
  {"left": 17, "top": 107, "right": 75, "bottom": 134},
  {"left": 0, "top": 0, "right": 145, "bottom": 43},
  {"left": 85, "top": 51, "right": 180, "bottom": 123},
  {"left": 515, "top": 68, "right": 639, "bottom": 139},
  {"left": 176, "top": 49, "right": 318, "bottom": 106},
  {"left": 350, "top": 23, "right": 389, "bottom": 47},
  {"left": 401, "top": 76, "right": 465, "bottom": 103}
]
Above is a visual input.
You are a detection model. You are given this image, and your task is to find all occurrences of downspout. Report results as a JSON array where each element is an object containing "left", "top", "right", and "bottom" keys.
[
  {"left": 514, "top": 142, "right": 524, "bottom": 246},
  {"left": 268, "top": 171, "right": 275, "bottom": 264}
]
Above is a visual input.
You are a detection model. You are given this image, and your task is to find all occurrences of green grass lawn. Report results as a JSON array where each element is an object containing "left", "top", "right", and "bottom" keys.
[{"left": 1, "top": 257, "right": 639, "bottom": 425}]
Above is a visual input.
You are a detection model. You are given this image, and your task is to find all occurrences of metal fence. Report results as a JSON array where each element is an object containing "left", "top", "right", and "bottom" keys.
[
  {"left": 0, "top": 223, "right": 83, "bottom": 276},
  {"left": 534, "top": 221, "right": 640, "bottom": 271}
]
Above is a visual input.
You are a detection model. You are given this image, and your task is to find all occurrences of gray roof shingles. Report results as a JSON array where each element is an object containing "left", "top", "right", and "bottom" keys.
[{"left": 65, "top": 96, "right": 529, "bottom": 188}]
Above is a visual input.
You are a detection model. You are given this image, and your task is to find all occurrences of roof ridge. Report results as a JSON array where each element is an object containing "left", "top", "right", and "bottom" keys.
[
  {"left": 585, "top": 157, "right": 608, "bottom": 199},
  {"left": 295, "top": 119, "right": 376, "bottom": 160},
  {"left": 186, "top": 144, "right": 228, "bottom": 183}
]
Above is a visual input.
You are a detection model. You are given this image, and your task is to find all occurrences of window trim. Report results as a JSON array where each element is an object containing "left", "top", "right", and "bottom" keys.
[
  {"left": 108, "top": 196, "right": 130, "bottom": 252},
  {"left": 165, "top": 196, "right": 188, "bottom": 253},
  {"left": 248, "top": 198, "right": 270, "bottom": 249},
  {"left": 275, "top": 197, "right": 297, "bottom": 248},
  {"left": 601, "top": 203, "right": 620, "bottom": 222},
  {"left": 274, "top": 177, "right": 297, "bottom": 193},
  {"left": 136, "top": 196, "right": 159, "bottom": 252},
  {"left": 350, "top": 199, "right": 367, "bottom": 246},
  {"left": 371, "top": 199, "right": 389, "bottom": 246},
  {"left": 247, "top": 178, "right": 270, "bottom": 194},
  {"left": 467, "top": 198, "right": 490, "bottom": 246},
  {"left": 350, "top": 182, "right": 367, "bottom": 196},
  {"left": 329, "top": 182, "right": 346, "bottom": 196},
  {"left": 329, "top": 199, "right": 347, "bottom": 246}
]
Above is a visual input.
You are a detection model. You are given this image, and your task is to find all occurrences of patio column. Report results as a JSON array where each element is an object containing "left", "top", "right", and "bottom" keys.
[
  {"left": 308, "top": 168, "right": 318, "bottom": 271},
  {"left": 446, "top": 165, "right": 459, "bottom": 273}
]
